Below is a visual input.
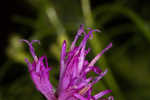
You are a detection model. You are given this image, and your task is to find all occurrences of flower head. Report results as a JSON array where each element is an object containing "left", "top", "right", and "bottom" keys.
[{"left": 21, "top": 25, "right": 113, "bottom": 100}]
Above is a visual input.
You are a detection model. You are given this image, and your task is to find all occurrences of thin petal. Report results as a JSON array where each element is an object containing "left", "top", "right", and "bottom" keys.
[
  {"left": 94, "top": 89, "right": 112, "bottom": 99},
  {"left": 91, "top": 69, "right": 108, "bottom": 85},
  {"left": 85, "top": 66, "right": 102, "bottom": 75},
  {"left": 35, "top": 58, "right": 41, "bottom": 72},
  {"left": 60, "top": 40, "right": 67, "bottom": 79},
  {"left": 88, "top": 43, "right": 112, "bottom": 67},
  {"left": 78, "top": 43, "right": 85, "bottom": 74},
  {"left": 77, "top": 77, "right": 92, "bottom": 89},
  {"left": 70, "top": 24, "right": 86, "bottom": 51},
  {"left": 25, "top": 58, "right": 33, "bottom": 71},
  {"left": 87, "top": 28, "right": 100, "bottom": 39},
  {"left": 74, "top": 93, "right": 88, "bottom": 100}
]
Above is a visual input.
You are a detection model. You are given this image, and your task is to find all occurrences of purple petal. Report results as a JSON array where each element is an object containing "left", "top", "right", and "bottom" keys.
[
  {"left": 94, "top": 89, "right": 112, "bottom": 99},
  {"left": 60, "top": 40, "right": 67, "bottom": 79},
  {"left": 91, "top": 69, "right": 108, "bottom": 85},
  {"left": 70, "top": 24, "right": 86, "bottom": 51},
  {"left": 78, "top": 42, "right": 85, "bottom": 74},
  {"left": 88, "top": 43, "right": 112, "bottom": 67},
  {"left": 108, "top": 96, "right": 114, "bottom": 100},
  {"left": 77, "top": 77, "right": 92, "bottom": 89},
  {"left": 74, "top": 93, "right": 88, "bottom": 100}
]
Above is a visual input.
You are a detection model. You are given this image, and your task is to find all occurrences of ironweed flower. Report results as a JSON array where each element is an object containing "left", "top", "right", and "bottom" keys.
[{"left": 21, "top": 25, "right": 114, "bottom": 100}]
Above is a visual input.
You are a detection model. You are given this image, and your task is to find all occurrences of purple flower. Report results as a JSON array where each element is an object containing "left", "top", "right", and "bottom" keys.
[{"left": 21, "top": 25, "right": 114, "bottom": 100}]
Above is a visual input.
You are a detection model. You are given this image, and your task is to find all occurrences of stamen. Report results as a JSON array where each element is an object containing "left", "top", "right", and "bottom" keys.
[{"left": 20, "top": 39, "right": 40, "bottom": 61}]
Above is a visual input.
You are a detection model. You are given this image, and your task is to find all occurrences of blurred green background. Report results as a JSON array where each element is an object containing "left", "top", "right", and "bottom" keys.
[{"left": 0, "top": 0, "right": 150, "bottom": 100}]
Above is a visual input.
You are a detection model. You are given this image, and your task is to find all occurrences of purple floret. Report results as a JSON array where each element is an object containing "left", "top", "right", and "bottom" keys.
[{"left": 22, "top": 25, "right": 114, "bottom": 100}]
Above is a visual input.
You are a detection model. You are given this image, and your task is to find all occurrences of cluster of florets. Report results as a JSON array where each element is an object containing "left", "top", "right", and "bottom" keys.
[{"left": 21, "top": 25, "right": 113, "bottom": 100}]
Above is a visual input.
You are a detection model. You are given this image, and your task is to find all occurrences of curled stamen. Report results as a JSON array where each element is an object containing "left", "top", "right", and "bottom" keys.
[
  {"left": 70, "top": 24, "right": 86, "bottom": 51},
  {"left": 87, "top": 28, "right": 101, "bottom": 39},
  {"left": 20, "top": 39, "right": 40, "bottom": 61},
  {"left": 31, "top": 40, "right": 40, "bottom": 45}
]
